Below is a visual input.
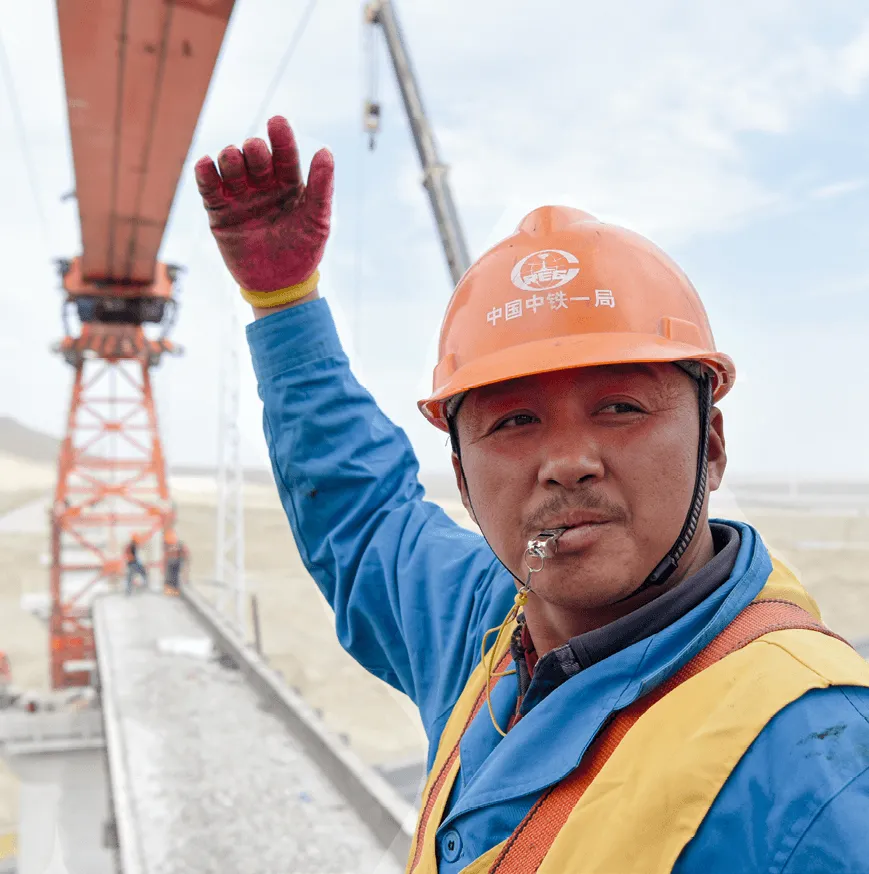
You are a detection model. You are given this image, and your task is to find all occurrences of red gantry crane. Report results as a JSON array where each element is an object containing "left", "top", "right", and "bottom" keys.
[{"left": 50, "top": 0, "right": 237, "bottom": 688}]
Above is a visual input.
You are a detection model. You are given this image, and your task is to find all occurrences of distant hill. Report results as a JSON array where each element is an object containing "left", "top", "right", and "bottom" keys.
[
  {"left": 0, "top": 416, "right": 277, "bottom": 482},
  {"left": 171, "top": 464, "right": 274, "bottom": 485},
  {"left": 0, "top": 417, "right": 60, "bottom": 464}
]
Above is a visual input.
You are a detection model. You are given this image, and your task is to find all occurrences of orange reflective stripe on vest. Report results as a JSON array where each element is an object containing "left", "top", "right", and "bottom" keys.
[
  {"left": 484, "top": 599, "right": 841, "bottom": 873},
  {"left": 408, "top": 650, "right": 513, "bottom": 873},
  {"left": 407, "top": 598, "right": 847, "bottom": 874}
]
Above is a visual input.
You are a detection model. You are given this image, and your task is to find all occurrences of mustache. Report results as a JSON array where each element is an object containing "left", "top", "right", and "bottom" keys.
[{"left": 526, "top": 493, "right": 627, "bottom": 532}]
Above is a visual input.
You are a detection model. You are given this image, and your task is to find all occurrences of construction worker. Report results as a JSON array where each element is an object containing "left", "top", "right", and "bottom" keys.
[
  {"left": 0, "top": 652, "right": 12, "bottom": 709},
  {"left": 124, "top": 533, "right": 148, "bottom": 595},
  {"left": 195, "top": 116, "right": 869, "bottom": 872},
  {"left": 163, "top": 530, "right": 188, "bottom": 593}
]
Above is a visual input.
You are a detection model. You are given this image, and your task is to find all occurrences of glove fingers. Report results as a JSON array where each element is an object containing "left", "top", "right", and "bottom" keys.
[
  {"left": 193, "top": 156, "right": 225, "bottom": 208},
  {"left": 305, "top": 148, "right": 335, "bottom": 229},
  {"left": 242, "top": 137, "right": 275, "bottom": 188},
  {"left": 267, "top": 116, "right": 303, "bottom": 188},
  {"left": 217, "top": 146, "right": 248, "bottom": 196}
]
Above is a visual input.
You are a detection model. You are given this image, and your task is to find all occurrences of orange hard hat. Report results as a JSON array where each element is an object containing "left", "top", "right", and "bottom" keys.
[{"left": 418, "top": 206, "right": 736, "bottom": 431}]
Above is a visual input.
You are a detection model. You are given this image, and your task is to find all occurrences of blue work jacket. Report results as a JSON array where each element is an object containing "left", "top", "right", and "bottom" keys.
[{"left": 248, "top": 298, "right": 869, "bottom": 873}]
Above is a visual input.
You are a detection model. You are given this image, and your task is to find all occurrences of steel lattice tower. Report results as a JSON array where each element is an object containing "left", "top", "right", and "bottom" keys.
[{"left": 49, "top": 258, "right": 182, "bottom": 688}]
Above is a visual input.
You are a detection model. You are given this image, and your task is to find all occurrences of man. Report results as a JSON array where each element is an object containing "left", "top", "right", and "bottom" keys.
[
  {"left": 124, "top": 533, "right": 148, "bottom": 596},
  {"left": 195, "top": 116, "right": 869, "bottom": 872},
  {"left": 163, "top": 530, "right": 188, "bottom": 593},
  {"left": 0, "top": 651, "right": 13, "bottom": 710}
]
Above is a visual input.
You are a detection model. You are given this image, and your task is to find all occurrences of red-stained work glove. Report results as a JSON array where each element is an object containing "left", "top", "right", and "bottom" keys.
[{"left": 194, "top": 116, "right": 334, "bottom": 293}]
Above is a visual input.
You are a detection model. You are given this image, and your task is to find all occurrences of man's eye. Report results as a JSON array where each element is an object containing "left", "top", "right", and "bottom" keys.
[
  {"left": 600, "top": 402, "right": 642, "bottom": 414},
  {"left": 496, "top": 413, "right": 538, "bottom": 430}
]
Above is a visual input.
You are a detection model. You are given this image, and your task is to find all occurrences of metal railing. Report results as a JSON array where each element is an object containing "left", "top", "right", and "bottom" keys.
[{"left": 0, "top": 709, "right": 103, "bottom": 756}]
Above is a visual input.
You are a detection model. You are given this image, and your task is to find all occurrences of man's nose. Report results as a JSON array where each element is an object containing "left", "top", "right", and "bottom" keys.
[{"left": 537, "top": 428, "right": 605, "bottom": 488}]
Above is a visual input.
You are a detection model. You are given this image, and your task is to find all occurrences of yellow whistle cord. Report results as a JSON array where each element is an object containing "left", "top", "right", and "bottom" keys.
[
  {"left": 480, "top": 586, "right": 529, "bottom": 738},
  {"left": 477, "top": 529, "right": 560, "bottom": 737}
]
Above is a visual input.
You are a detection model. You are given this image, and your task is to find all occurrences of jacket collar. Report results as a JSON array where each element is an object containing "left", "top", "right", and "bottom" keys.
[
  {"left": 445, "top": 520, "right": 772, "bottom": 824},
  {"left": 511, "top": 523, "right": 741, "bottom": 713}
]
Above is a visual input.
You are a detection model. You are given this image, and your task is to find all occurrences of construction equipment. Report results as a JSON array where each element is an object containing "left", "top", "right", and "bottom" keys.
[
  {"left": 49, "top": 0, "right": 238, "bottom": 688},
  {"left": 364, "top": 0, "right": 471, "bottom": 285}
]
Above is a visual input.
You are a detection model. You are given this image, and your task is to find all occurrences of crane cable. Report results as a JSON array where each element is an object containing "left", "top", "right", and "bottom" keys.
[
  {"left": 188, "top": 0, "right": 322, "bottom": 257},
  {"left": 0, "top": 27, "right": 51, "bottom": 253},
  {"left": 183, "top": 0, "right": 322, "bottom": 291},
  {"left": 245, "top": 0, "right": 320, "bottom": 139},
  {"left": 363, "top": 14, "right": 381, "bottom": 150},
  {"left": 353, "top": 10, "right": 383, "bottom": 349}
]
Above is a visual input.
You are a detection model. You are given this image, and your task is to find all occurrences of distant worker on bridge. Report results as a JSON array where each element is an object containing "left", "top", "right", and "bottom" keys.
[
  {"left": 163, "top": 530, "right": 188, "bottom": 593},
  {"left": 196, "top": 116, "right": 869, "bottom": 873},
  {"left": 124, "top": 533, "right": 148, "bottom": 596}
]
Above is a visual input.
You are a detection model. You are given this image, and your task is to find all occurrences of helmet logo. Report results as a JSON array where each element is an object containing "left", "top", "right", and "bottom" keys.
[{"left": 511, "top": 249, "right": 580, "bottom": 292}]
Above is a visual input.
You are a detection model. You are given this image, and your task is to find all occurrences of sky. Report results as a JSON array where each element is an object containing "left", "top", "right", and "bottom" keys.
[{"left": 1, "top": 0, "right": 868, "bottom": 482}]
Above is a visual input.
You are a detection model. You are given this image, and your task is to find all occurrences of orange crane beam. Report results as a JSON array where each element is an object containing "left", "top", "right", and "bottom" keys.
[
  {"left": 50, "top": 0, "right": 237, "bottom": 687},
  {"left": 57, "top": 0, "right": 236, "bottom": 284}
]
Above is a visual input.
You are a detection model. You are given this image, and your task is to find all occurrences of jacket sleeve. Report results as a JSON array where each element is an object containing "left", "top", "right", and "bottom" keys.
[
  {"left": 778, "top": 762, "right": 869, "bottom": 873},
  {"left": 246, "top": 298, "right": 515, "bottom": 732},
  {"left": 675, "top": 685, "right": 869, "bottom": 874}
]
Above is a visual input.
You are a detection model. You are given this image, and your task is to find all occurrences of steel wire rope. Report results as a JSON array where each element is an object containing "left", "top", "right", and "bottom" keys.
[
  {"left": 245, "top": 0, "right": 320, "bottom": 139},
  {"left": 353, "top": 13, "right": 379, "bottom": 356},
  {"left": 0, "top": 27, "right": 51, "bottom": 253},
  {"left": 172, "top": 0, "right": 323, "bottom": 569},
  {"left": 185, "top": 0, "right": 322, "bottom": 259}
]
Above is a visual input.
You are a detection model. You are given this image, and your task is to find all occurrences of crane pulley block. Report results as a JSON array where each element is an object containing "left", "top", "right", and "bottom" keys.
[{"left": 59, "top": 257, "right": 180, "bottom": 326}]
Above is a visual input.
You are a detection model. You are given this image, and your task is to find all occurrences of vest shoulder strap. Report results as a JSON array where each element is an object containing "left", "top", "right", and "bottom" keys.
[{"left": 485, "top": 599, "right": 845, "bottom": 873}]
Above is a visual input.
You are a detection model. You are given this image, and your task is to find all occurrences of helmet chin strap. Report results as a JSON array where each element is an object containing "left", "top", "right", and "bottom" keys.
[
  {"left": 447, "top": 371, "right": 714, "bottom": 604},
  {"left": 614, "top": 371, "right": 713, "bottom": 602}
]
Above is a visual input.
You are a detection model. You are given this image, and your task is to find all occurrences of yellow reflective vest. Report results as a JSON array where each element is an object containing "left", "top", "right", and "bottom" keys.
[{"left": 407, "top": 562, "right": 869, "bottom": 874}]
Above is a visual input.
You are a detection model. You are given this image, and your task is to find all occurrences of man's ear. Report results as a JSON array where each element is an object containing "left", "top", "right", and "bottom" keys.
[
  {"left": 451, "top": 452, "right": 477, "bottom": 523},
  {"left": 706, "top": 407, "right": 727, "bottom": 491}
]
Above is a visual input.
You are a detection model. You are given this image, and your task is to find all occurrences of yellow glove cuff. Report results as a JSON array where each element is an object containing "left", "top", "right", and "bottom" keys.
[{"left": 239, "top": 269, "right": 320, "bottom": 308}]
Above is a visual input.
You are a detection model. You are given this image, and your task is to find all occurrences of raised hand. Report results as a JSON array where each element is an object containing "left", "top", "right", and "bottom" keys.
[{"left": 194, "top": 116, "right": 334, "bottom": 293}]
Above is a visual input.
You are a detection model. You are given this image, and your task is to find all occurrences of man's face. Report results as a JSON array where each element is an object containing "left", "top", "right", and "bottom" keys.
[{"left": 452, "top": 364, "right": 727, "bottom": 610}]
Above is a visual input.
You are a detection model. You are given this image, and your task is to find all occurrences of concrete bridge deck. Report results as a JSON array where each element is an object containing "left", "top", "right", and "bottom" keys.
[{"left": 94, "top": 592, "right": 404, "bottom": 874}]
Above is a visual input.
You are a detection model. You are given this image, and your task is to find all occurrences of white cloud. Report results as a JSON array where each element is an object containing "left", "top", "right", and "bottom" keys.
[
  {"left": 403, "top": 1, "right": 869, "bottom": 246},
  {"left": 797, "top": 270, "right": 869, "bottom": 302},
  {"left": 834, "top": 20, "right": 869, "bottom": 96},
  {"left": 809, "top": 177, "right": 869, "bottom": 200},
  {"left": 186, "top": 0, "right": 869, "bottom": 249}
]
